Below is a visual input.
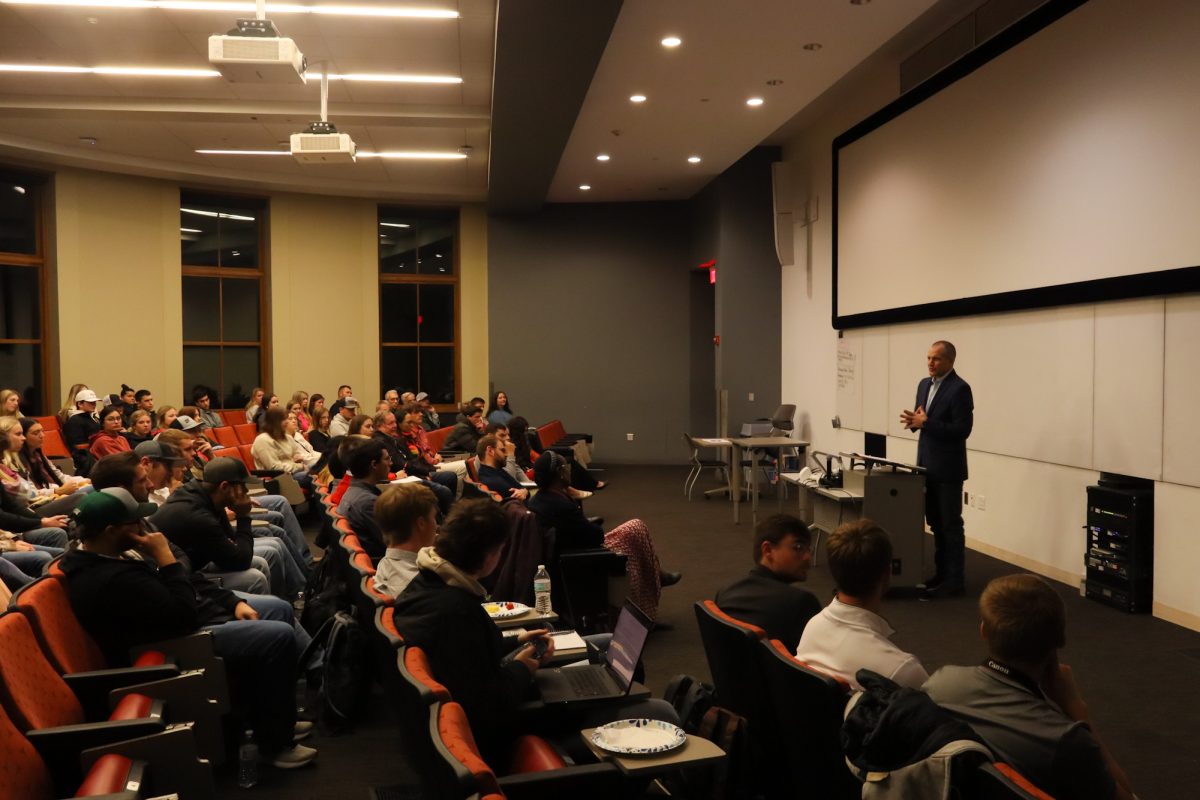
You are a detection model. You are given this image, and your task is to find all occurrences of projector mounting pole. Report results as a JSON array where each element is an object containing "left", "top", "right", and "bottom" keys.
[
  {"left": 255, "top": 0, "right": 265, "bottom": 20},
  {"left": 320, "top": 66, "right": 329, "bottom": 123}
]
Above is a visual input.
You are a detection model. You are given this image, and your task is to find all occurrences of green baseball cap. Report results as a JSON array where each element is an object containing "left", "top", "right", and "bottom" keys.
[{"left": 72, "top": 488, "right": 157, "bottom": 529}]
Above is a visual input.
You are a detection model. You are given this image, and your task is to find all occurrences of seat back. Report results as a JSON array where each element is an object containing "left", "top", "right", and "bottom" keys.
[
  {"left": 0, "top": 696, "right": 53, "bottom": 800},
  {"left": 430, "top": 701, "right": 502, "bottom": 797},
  {"left": 402, "top": 645, "right": 452, "bottom": 704},
  {"left": 219, "top": 409, "right": 245, "bottom": 427},
  {"left": 536, "top": 419, "right": 566, "bottom": 450},
  {"left": 11, "top": 577, "right": 107, "bottom": 675},
  {"left": 32, "top": 415, "right": 60, "bottom": 432},
  {"left": 41, "top": 429, "right": 71, "bottom": 459},
  {"left": 556, "top": 547, "right": 627, "bottom": 634},
  {"left": 0, "top": 612, "right": 85, "bottom": 732},
  {"left": 759, "top": 638, "right": 858, "bottom": 799},
  {"left": 235, "top": 444, "right": 258, "bottom": 472},
  {"left": 232, "top": 423, "right": 257, "bottom": 445},
  {"left": 693, "top": 600, "right": 768, "bottom": 719},
  {"left": 374, "top": 606, "right": 404, "bottom": 649},
  {"left": 464, "top": 455, "right": 479, "bottom": 482},
  {"left": 769, "top": 404, "right": 796, "bottom": 434},
  {"left": 968, "top": 763, "right": 1056, "bottom": 800},
  {"left": 213, "top": 426, "right": 239, "bottom": 449},
  {"left": 426, "top": 426, "right": 453, "bottom": 453}
]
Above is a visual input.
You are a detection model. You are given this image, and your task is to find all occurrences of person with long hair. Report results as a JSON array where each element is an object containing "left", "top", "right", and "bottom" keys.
[
  {"left": 251, "top": 407, "right": 313, "bottom": 490},
  {"left": 347, "top": 414, "right": 375, "bottom": 437},
  {"left": 0, "top": 389, "right": 23, "bottom": 419},
  {"left": 244, "top": 387, "right": 265, "bottom": 424},
  {"left": 89, "top": 404, "right": 132, "bottom": 460},
  {"left": 287, "top": 411, "right": 322, "bottom": 471},
  {"left": 18, "top": 418, "right": 90, "bottom": 501},
  {"left": 0, "top": 417, "right": 78, "bottom": 522},
  {"left": 507, "top": 416, "right": 603, "bottom": 492},
  {"left": 123, "top": 409, "right": 154, "bottom": 447},
  {"left": 307, "top": 408, "right": 332, "bottom": 454},
  {"left": 57, "top": 383, "right": 90, "bottom": 426},
  {"left": 485, "top": 390, "right": 514, "bottom": 426},
  {"left": 289, "top": 392, "right": 311, "bottom": 433},
  {"left": 528, "top": 451, "right": 679, "bottom": 620},
  {"left": 154, "top": 406, "right": 177, "bottom": 435},
  {"left": 252, "top": 393, "right": 279, "bottom": 430}
]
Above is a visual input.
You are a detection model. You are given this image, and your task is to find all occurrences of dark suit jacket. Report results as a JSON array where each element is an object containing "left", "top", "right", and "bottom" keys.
[
  {"left": 714, "top": 565, "right": 823, "bottom": 652},
  {"left": 912, "top": 369, "right": 973, "bottom": 483}
]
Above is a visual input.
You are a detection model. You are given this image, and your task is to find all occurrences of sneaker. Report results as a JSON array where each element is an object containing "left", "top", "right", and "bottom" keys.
[
  {"left": 294, "top": 721, "right": 314, "bottom": 742},
  {"left": 574, "top": 490, "right": 593, "bottom": 500},
  {"left": 271, "top": 744, "right": 318, "bottom": 769}
]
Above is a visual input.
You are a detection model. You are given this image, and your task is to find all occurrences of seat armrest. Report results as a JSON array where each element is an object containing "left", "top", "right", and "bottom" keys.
[
  {"left": 64, "top": 664, "right": 181, "bottom": 719},
  {"left": 129, "top": 631, "right": 215, "bottom": 671},
  {"left": 81, "top": 724, "right": 217, "bottom": 800},
  {"left": 109, "top": 673, "right": 226, "bottom": 761},
  {"left": 28, "top": 717, "right": 167, "bottom": 787}
]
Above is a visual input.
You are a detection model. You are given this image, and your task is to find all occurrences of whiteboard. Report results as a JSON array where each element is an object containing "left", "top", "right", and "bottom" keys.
[
  {"left": 1093, "top": 300, "right": 1164, "bottom": 481},
  {"left": 835, "top": 335, "right": 863, "bottom": 430},
  {"left": 1163, "top": 296, "right": 1200, "bottom": 486}
]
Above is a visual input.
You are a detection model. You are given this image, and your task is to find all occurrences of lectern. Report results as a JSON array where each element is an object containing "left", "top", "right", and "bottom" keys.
[{"left": 841, "top": 453, "right": 927, "bottom": 590}]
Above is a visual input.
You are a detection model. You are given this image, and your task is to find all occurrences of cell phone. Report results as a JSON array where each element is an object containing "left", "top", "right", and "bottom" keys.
[{"left": 531, "top": 636, "right": 550, "bottom": 659}]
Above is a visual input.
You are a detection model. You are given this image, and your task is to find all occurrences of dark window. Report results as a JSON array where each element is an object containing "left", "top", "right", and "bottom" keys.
[
  {"left": 379, "top": 207, "right": 459, "bottom": 404},
  {"left": 0, "top": 170, "right": 45, "bottom": 414},
  {"left": 181, "top": 192, "right": 266, "bottom": 407}
]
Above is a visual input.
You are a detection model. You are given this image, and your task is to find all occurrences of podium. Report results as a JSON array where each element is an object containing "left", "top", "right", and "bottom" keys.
[{"left": 843, "top": 454, "right": 927, "bottom": 590}]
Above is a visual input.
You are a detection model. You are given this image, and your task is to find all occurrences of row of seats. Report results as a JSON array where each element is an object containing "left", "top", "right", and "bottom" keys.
[
  {"left": 695, "top": 601, "right": 1053, "bottom": 799},
  {"left": 1, "top": 576, "right": 221, "bottom": 799}
]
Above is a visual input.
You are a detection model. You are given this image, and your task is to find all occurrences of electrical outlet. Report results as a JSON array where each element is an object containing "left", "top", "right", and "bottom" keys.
[
  {"left": 626, "top": 433, "right": 634, "bottom": 442},
  {"left": 748, "top": 392, "right": 755, "bottom": 401},
  {"left": 976, "top": 494, "right": 986, "bottom": 510}
]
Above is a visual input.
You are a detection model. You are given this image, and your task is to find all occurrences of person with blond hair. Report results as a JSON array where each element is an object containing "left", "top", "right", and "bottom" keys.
[
  {"left": 0, "top": 388, "right": 23, "bottom": 419},
  {"left": 924, "top": 574, "right": 1135, "bottom": 800}
]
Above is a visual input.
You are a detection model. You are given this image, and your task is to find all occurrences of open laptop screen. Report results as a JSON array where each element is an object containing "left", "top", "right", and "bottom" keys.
[{"left": 605, "top": 601, "right": 652, "bottom": 691}]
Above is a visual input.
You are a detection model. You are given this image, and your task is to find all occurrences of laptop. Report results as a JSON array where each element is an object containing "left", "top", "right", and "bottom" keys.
[{"left": 536, "top": 600, "right": 653, "bottom": 704}]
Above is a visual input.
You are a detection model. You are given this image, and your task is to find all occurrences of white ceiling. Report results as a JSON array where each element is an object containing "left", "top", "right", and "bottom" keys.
[
  {"left": 548, "top": 0, "right": 939, "bottom": 203},
  {"left": 0, "top": 0, "right": 494, "bottom": 200},
  {"left": 0, "top": 0, "right": 944, "bottom": 205}
]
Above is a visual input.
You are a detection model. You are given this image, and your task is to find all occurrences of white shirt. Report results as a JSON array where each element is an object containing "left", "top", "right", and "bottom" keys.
[
  {"left": 329, "top": 412, "right": 352, "bottom": 437},
  {"left": 373, "top": 548, "right": 420, "bottom": 598},
  {"left": 795, "top": 597, "right": 929, "bottom": 690}
]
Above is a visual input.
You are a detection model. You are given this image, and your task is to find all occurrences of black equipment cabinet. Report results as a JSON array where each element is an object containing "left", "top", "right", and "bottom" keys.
[{"left": 1084, "top": 482, "right": 1153, "bottom": 613}]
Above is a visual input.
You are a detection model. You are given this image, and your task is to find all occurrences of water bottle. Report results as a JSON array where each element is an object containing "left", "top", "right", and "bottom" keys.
[
  {"left": 533, "top": 564, "right": 552, "bottom": 615},
  {"left": 238, "top": 729, "right": 259, "bottom": 788},
  {"left": 293, "top": 591, "right": 306, "bottom": 619}
]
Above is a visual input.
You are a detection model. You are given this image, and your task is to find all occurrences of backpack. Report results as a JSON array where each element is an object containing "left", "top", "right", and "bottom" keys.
[
  {"left": 660, "top": 704, "right": 752, "bottom": 800},
  {"left": 299, "top": 552, "right": 348, "bottom": 636},
  {"left": 662, "top": 673, "right": 716, "bottom": 731},
  {"left": 300, "top": 610, "right": 370, "bottom": 734}
]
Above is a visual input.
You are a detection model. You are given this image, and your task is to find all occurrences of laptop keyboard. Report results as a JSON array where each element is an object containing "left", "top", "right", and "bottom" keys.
[{"left": 565, "top": 668, "right": 610, "bottom": 697}]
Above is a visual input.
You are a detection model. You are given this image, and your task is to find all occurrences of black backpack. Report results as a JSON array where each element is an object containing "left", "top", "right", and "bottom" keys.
[
  {"left": 662, "top": 673, "right": 716, "bottom": 731},
  {"left": 299, "top": 553, "right": 348, "bottom": 636},
  {"left": 300, "top": 610, "right": 370, "bottom": 734}
]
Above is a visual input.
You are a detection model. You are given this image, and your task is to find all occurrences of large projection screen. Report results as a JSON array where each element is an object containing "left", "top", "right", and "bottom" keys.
[{"left": 833, "top": 0, "right": 1200, "bottom": 328}]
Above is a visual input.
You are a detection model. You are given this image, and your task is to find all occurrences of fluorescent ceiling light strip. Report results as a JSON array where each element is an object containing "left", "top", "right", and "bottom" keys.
[
  {"left": 379, "top": 222, "right": 411, "bottom": 228},
  {"left": 0, "top": 63, "right": 217, "bottom": 77},
  {"left": 196, "top": 149, "right": 289, "bottom": 155},
  {"left": 321, "top": 72, "right": 461, "bottom": 84},
  {"left": 180, "top": 207, "right": 255, "bottom": 221},
  {"left": 196, "top": 149, "right": 467, "bottom": 159},
  {"left": 180, "top": 227, "right": 203, "bottom": 232},
  {"left": 0, "top": 0, "right": 459, "bottom": 17}
]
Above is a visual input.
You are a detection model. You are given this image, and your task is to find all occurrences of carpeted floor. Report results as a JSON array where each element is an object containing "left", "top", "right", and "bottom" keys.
[{"left": 217, "top": 465, "right": 1200, "bottom": 799}]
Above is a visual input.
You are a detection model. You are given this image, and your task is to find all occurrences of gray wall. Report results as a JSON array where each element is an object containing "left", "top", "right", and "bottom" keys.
[{"left": 488, "top": 202, "right": 693, "bottom": 464}]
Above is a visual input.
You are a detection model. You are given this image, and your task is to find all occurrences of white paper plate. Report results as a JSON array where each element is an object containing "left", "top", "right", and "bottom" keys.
[
  {"left": 590, "top": 719, "right": 686, "bottom": 755},
  {"left": 482, "top": 601, "right": 530, "bottom": 619}
]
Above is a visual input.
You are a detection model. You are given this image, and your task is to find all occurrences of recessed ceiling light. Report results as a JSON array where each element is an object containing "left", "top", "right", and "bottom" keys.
[
  {"left": 180, "top": 227, "right": 202, "bottom": 233},
  {"left": 687, "top": 156, "right": 701, "bottom": 164},
  {"left": 802, "top": 42, "right": 822, "bottom": 51},
  {"left": 579, "top": 184, "right": 592, "bottom": 191},
  {"left": 13, "top": 185, "right": 26, "bottom": 194},
  {"left": 0, "top": 0, "right": 460, "bottom": 19},
  {"left": 629, "top": 94, "right": 647, "bottom": 103},
  {"left": 661, "top": 36, "right": 681, "bottom": 47},
  {"left": 181, "top": 207, "right": 255, "bottom": 221},
  {"left": 0, "top": 63, "right": 219, "bottom": 77},
  {"left": 746, "top": 97, "right": 764, "bottom": 107},
  {"left": 596, "top": 154, "right": 610, "bottom": 161}
]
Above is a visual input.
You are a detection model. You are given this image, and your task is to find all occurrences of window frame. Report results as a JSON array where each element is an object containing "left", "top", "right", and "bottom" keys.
[
  {"left": 378, "top": 206, "right": 461, "bottom": 410},
  {"left": 180, "top": 190, "right": 270, "bottom": 409},
  {"left": 0, "top": 168, "right": 49, "bottom": 414}
]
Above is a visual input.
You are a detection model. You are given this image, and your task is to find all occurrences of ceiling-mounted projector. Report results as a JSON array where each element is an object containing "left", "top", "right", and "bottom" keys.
[
  {"left": 209, "top": 18, "right": 306, "bottom": 84},
  {"left": 291, "top": 121, "right": 356, "bottom": 164}
]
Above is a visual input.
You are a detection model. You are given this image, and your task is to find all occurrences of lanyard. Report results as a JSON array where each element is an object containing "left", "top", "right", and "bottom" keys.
[{"left": 981, "top": 658, "right": 1044, "bottom": 697}]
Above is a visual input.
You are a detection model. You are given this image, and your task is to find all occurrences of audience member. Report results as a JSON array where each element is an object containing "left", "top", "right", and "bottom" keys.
[
  {"left": 384, "top": 389, "right": 400, "bottom": 412},
  {"left": 288, "top": 411, "right": 322, "bottom": 470},
  {"left": 486, "top": 390, "right": 514, "bottom": 426},
  {"left": 0, "top": 388, "right": 23, "bottom": 418},
  {"left": 476, "top": 434, "right": 528, "bottom": 501},
  {"left": 252, "top": 407, "right": 314, "bottom": 490},
  {"left": 795, "top": 519, "right": 928, "bottom": 690},
  {"left": 308, "top": 394, "right": 326, "bottom": 420},
  {"left": 57, "top": 383, "right": 90, "bottom": 426},
  {"left": 117, "top": 385, "right": 138, "bottom": 422},
  {"left": 244, "top": 387, "right": 265, "bottom": 423},
  {"left": 444, "top": 403, "right": 484, "bottom": 452},
  {"left": 468, "top": 396, "right": 486, "bottom": 412},
  {"left": 89, "top": 404, "right": 132, "bottom": 459},
  {"left": 347, "top": 414, "right": 374, "bottom": 437},
  {"left": 714, "top": 514, "right": 822, "bottom": 652},
  {"left": 60, "top": 488, "right": 317, "bottom": 769},
  {"left": 329, "top": 397, "right": 359, "bottom": 437},
  {"left": 338, "top": 437, "right": 392, "bottom": 561},
  {"left": 328, "top": 385, "right": 353, "bottom": 417},
  {"left": 416, "top": 391, "right": 439, "bottom": 431},
  {"left": 372, "top": 482, "right": 439, "bottom": 598},
  {"left": 924, "top": 574, "right": 1135, "bottom": 800},
  {"left": 63, "top": 388, "right": 101, "bottom": 473},
  {"left": 17, "top": 417, "right": 91, "bottom": 500},
  {"left": 135, "top": 389, "right": 155, "bottom": 416},
  {"left": 123, "top": 410, "right": 154, "bottom": 447},
  {"left": 289, "top": 391, "right": 311, "bottom": 432},
  {"left": 1, "top": 417, "right": 81, "bottom": 517},
  {"left": 155, "top": 405, "right": 178, "bottom": 434},
  {"left": 394, "top": 405, "right": 456, "bottom": 511},
  {"left": 193, "top": 386, "right": 224, "bottom": 429},
  {"left": 372, "top": 411, "right": 404, "bottom": 466},
  {"left": 308, "top": 408, "right": 332, "bottom": 453},
  {"left": 528, "top": 450, "right": 679, "bottom": 620},
  {"left": 400, "top": 391, "right": 416, "bottom": 405}
]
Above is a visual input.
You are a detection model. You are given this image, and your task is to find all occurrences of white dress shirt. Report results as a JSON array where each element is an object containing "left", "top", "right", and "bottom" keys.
[{"left": 795, "top": 597, "right": 929, "bottom": 690}]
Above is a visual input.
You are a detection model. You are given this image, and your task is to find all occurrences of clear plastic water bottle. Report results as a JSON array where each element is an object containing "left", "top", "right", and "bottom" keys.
[
  {"left": 533, "top": 564, "right": 552, "bottom": 615},
  {"left": 293, "top": 591, "right": 305, "bottom": 619},
  {"left": 238, "top": 729, "right": 259, "bottom": 788}
]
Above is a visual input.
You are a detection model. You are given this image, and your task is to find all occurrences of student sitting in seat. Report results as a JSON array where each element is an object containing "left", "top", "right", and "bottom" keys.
[
  {"left": 924, "top": 574, "right": 1136, "bottom": 800},
  {"left": 528, "top": 451, "right": 679, "bottom": 621},
  {"left": 796, "top": 519, "right": 928, "bottom": 690},
  {"left": 372, "top": 482, "right": 439, "bottom": 598},
  {"left": 715, "top": 514, "right": 822, "bottom": 653}
]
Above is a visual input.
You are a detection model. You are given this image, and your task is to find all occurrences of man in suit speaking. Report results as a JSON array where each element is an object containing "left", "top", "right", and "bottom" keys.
[{"left": 901, "top": 340, "right": 973, "bottom": 600}]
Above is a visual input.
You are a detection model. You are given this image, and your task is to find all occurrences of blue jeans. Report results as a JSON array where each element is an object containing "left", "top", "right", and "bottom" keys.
[
  {"left": 253, "top": 495, "right": 313, "bottom": 567},
  {"left": 205, "top": 557, "right": 271, "bottom": 595},
  {"left": 0, "top": 554, "right": 36, "bottom": 588},
  {"left": 252, "top": 529, "right": 307, "bottom": 597},
  {"left": 231, "top": 591, "right": 313, "bottom": 654},
  {"left": 202, "top": 600, "right": 300, "bottom": 755},
  {"left": 23, "top": 527, "right": 70, "bottom": 549}
]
